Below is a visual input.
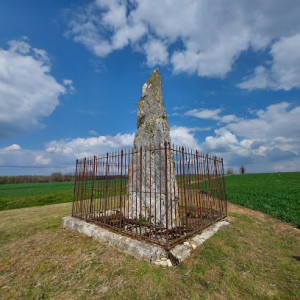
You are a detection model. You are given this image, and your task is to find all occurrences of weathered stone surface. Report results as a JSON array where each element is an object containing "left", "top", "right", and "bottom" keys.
[
  {"left": 62, "top": 216, "right": 229, "bottom": 265},
  {"left": 135, "top": 68, "right": 169, "bottom": 147},
  {"left": 127, "top": 68, "right": 179, "bottom": 227},
  {"left": 169, "top": 221, "right": 229, "bottom": 264},
  {"left": 61, "top": 216, "right": 167, "bottom": 263}
]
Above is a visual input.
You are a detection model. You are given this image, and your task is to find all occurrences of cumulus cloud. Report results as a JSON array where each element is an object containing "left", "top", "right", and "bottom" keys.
[
  {"left": 226, "top": 102, "right": 300, "bottom": 140},
  {"left": 185, "top": 108, "right": 240, "bottom": 123},
  {"left": 202, "top": 128, "right": 239, "bottom": 153},
  {"left": 185, "top": 108, "right": 222, "bottom": 120},
  {"left": 66, "top": 0, "right": 146, "bottom": 57},
  {"left": 170, "top": 126, "right": 200, "bottom": 149},
  {"left": 200, "top": 102, "right": 300, "bottom": 172},
  {"left": 34, "top": 154, "right": 51, "bottom": 165},
  {"left": 66, "top": 0, "right": 300, "bottom": 89},
  {"left": 0, "top": 132, "right": 135, "bottom": 175},
  {"left": 63, "top": 79, "right": 75, "bottom": 93},
  {"left": 46, "top": 132, "right": 135, "bottom": 159},
  {"left": 143, "top": 38, "right": 169, "bottom": 67},
  {"left": 4, "top": 144, "right": 21, "bottom": 151},
  {"left": 0, "top": 147, "right": 55, "bottom": 175},
  {"left": 0, "top": 38, "right": 70, "bottom": 137},
  {"left": 48, "top": 127, "right": 204, "bottom": 160},
  {"left": 1, "top": 101, "right": 300, "bottom": 175},
  {"left": 0, "top": 128, "right": 201, "bottom": 174},
  {"left": 238, "top": 33, "right": 300, "bottom": 90}
]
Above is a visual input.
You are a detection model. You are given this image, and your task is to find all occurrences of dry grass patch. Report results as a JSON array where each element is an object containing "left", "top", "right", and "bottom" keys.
[{"left": 0, "top": 202, "right": 299, "bottom": 299}]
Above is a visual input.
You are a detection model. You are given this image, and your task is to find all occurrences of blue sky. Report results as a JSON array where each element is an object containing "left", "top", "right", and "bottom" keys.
[{"left": 0, "top": 0, "right": 300, "bottom": 175}]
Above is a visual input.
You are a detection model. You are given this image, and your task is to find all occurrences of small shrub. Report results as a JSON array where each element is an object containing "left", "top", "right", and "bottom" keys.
[
  {"left": 50, "top": 173, "right": 63, "bottom": 182},
  {"left": 227, "top": 168, "right": 234, "bottom": 175},
  {"left": 240, "top": 166, "right": 246, "bottom": 174}
]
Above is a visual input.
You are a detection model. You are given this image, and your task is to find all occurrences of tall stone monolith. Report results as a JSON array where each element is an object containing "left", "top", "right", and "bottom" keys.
[{"left": 127, "top": 68, "right": 179, "bottom": 228}]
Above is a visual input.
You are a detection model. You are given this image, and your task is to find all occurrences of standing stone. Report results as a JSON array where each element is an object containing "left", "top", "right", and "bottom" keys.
[{"left": 126, "top": 68, "right": 179, "bottom": 228}]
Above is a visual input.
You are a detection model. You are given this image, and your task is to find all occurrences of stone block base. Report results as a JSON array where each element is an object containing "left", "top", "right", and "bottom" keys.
[{"left": 61, "top": 217, "right": 229, "bottom": 267}]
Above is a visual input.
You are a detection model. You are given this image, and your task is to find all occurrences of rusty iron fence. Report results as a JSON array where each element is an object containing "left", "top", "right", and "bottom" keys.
[{"left": 72, "top": 143, "right": 227, "bottom": 250}]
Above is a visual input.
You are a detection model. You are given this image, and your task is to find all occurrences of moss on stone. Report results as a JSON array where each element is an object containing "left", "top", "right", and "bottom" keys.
[
  {"left": 144, "top": 117, "right": 158, "bottom": 133},
  {"left": 146, "top": 68, "right": 163, "bottom": 103},
  {"left": 137, "top": 98, "right": 144, "bottom": 112}
]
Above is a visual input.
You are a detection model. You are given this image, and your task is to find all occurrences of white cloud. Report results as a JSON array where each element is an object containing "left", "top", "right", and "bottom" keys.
[
  {"left": 0, "top": 132, "right": 135, "bottom": 175},
  {"left": 185, "top": 108, "right": 222, "bottom": 120},
  {"left": 99, "top": 0, "right": 127, "bottom": 30},
  {"left": 202, "top": 128, "right": 239, "bottom": 153},
  {"left": 63, "top": 79, "right": 75, "bottom": 93},
  {"left": 219, "top": 114, "right": 240, "bottom": 123},
  {"left": 34, "top": 154, "right": 51, "bottom": 165},
  {"left": 143, "top": 38, "right": 169, "bottom": 67},
  {"left": 67, "top": 0, "right": 146, "bottom": 57},
  {"left": 170, "top": 126, "right": 200, "bottom": 149},
  {"left": 0, "top": 38, "right": 70, "bottom": 137},
  {"left": 185, "top": 108, "right": 240, "bottom": 123},
  {"left": 4, "top": 144, "right": 21, "bottom": 151},
  {"left": 200, "top": 102, "right": 300, "bottom": 172},
  {"left": 67, "top": 0, "right": 300, "bottom": 88},
  {"left": 226, "top": 102, "right": 300, "bottom": 140},
  {"left": 173, "top": 106, "right": 187, "bottom": 111},
  {"left": 89, "top": 129, "right": 98, "bottom": 136},
  {"left": 1, "top": 100, "right": 299, "bottom": 175},
  {"left": 7, "top": 39, "right": 31, "bottom": 54},
  {"left": 238, "top": 33, "right": 300, "bottom": 90},
  {"left": 0, "top": 147, "right": 56, "bottom": 175},
  {"left": 46, "top": 132, "right": 135, "bottom": 159},
  {"left": 169, "top": 112, "right": 179, "bottom": 117}
]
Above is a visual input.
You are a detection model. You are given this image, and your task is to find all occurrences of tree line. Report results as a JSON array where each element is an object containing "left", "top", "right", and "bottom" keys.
[{"left": 0, "top": 173, "right": 74, "bottom": 185}]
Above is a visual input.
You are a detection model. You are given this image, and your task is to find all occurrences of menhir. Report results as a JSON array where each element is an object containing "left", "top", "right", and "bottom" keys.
[{"left": 126, "top": 68, "right": 179, "bottom": 228}]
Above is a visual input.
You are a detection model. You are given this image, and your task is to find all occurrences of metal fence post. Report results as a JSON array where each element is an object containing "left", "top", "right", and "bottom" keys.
[
  {"left": 164, "top": 142, "right": 169, "bottom": 250},
  {"left": 104, "top": 152, "right": 109, "bottom": 219},
  {"left": 80, "top": 158, "right": 86, "bottom": 218},
  {"left": 221, "top": 158, "right": 227, "bottom": 217},
  {"left": 119, "top": 149, "right": 124, "bottom": 229},
  {"left": 182, "top": 147, "right": 188, "bottom": 228},
  {"left": 72, "top": 159, "right": 78, "bottom": 217},
  {"left": 139, "top": 146, "right": 143, "bottom": 236},
  {"left": 90, "top": 155, "right": 96, "bottom": 215}
]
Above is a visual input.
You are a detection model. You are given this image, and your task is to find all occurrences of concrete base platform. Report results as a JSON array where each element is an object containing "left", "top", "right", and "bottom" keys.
[{"left": 62, "top": 217, "right": 229, "bottom": 267}]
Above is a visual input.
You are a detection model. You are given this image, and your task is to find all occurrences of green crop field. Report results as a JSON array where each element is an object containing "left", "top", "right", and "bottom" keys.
[
  {"left": 1, "top": 172, "right": 299, "bottom": 228},
  {"left": 225, "top": 172, "right": 300, "bottom": 228},
  {"left": 0, "top": 182, "right": 74, "bottom": 211}
]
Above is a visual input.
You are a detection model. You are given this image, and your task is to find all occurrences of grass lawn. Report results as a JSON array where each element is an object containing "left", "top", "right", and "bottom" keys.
[
  {"left": 225, "top": 172, "right": 300, "bottom": 228},
  {"left": 0, "top": 202, "right": 299, "bottom": 299}
]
